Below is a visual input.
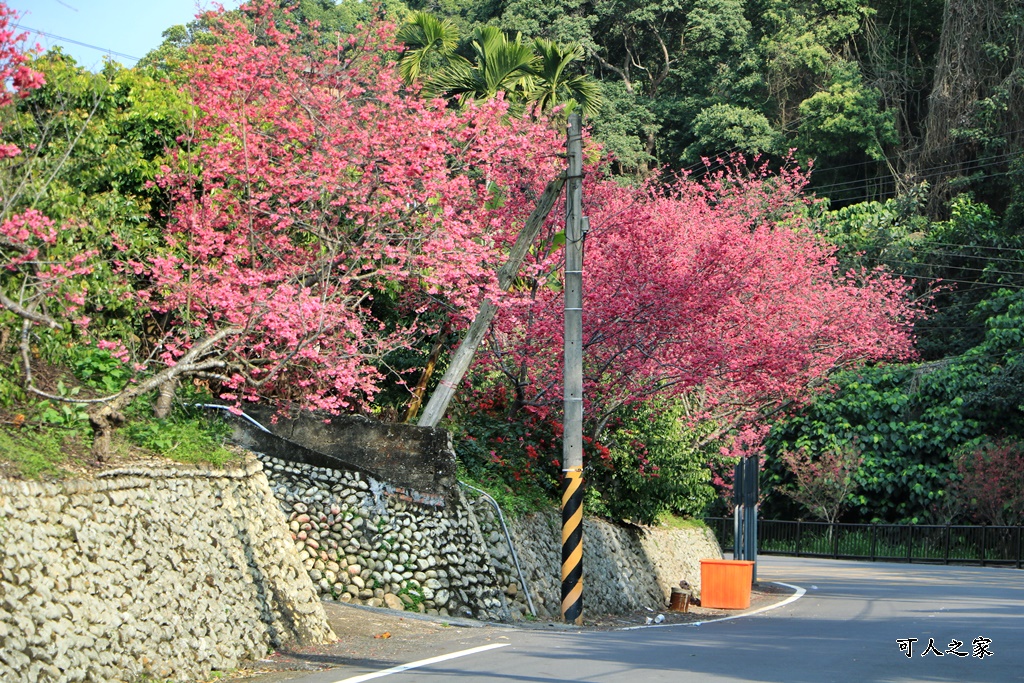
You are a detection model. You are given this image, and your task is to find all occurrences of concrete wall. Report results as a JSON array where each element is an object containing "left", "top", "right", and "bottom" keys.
[
  {"left": 0, "top": 458, "right": 335, "bottom": 683},
  {"left": 234, "top": 410, "right": 457, "bottom": 501}
]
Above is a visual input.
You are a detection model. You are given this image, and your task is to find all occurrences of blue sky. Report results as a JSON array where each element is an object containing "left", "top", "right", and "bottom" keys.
[{"left": 10, "top": 1, "right": 241, "bottom": 70}]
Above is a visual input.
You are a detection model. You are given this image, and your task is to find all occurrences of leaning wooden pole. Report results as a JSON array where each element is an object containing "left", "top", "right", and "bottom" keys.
[
  {"left": 417, "top": 174, "right": 566, "bottom": 428},
  {"left": 561, "top": 112, "right": 585, "bottom": 625}
]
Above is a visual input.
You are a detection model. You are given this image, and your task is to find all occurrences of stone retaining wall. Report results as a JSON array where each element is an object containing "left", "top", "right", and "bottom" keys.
[
  {"left": 465, "top": 495, "right": 722, "bottom": 619},
  {"left": 0, "top": 458, "right": 335, "bottom": 683},
  {"left": 260, "top": 455, "right": 722, "bottom": 621},
  {"left": 262, "top": 456, "right": 510, "bottom": 621},
  {"left": 0, "top": 445, "right": 722, "bottom": 682}
]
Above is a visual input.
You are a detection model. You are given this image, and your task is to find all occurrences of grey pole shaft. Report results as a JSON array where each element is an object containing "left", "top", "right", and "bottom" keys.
[
  {"left": 563, "top": 116, "right": 584, "bottom": 473},
  {"left": 561, "top": 113, "right": 585, "bottom": 624}
]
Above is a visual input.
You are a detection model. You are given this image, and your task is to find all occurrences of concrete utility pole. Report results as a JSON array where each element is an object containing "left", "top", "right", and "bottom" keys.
[{"left": 561, "top": 113, "right": 585, "bottom": 625}]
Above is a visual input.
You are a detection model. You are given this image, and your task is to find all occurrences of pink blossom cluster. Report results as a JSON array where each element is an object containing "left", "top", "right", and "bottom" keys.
[
  {"left": 0, "top": 4, "right": 44, "bottom": 159},
  {"left": 485, "top": 158, "right": 922, "bottom": 442},
  {"left": 147, "top": 1, "right": 563, "bottom": 412}
]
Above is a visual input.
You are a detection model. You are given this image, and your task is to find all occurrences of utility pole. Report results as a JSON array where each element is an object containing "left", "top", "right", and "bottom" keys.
[{"left": 561, "top": 113, "right": 585, "bottom": 625}]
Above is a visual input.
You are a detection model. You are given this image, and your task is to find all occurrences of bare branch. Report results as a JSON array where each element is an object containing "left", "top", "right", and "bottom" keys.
[{"left": 1, "top": 294, "right": 60, "bottom": 328}]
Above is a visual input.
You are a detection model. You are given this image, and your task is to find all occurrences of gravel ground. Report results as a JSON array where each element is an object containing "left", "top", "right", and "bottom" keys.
[{"left": 220, "top": 582, "right": 796, "bottom": 682}]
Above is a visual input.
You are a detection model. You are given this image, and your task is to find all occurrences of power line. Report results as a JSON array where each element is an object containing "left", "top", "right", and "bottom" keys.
[
  {"left": 920, "top": 252, "right": 1024, "bottom": 269},
  {"left": 14, "top": 24, "right": 141, "bottom": 63},
  {"left": 808, "top": 151, "right": 1021, "bottom": 196},
  {"left": 883, "top": 259, "right": 1024, "bottom": 280},
  {"left": 807, "top": 126, "right": 1024, "bottom": 178},
  {"left": 922, "top": 241, "right": 1024, "bottom": 255},
  {"left": 681, "top": 116, "right": 1024, "bottom": 195},
  {"left": 817, "top": 169, "right": 1017, "bottom": 204},
  {"left": 913, "top": 249, "right": 1024, "bottom": 267},
  {"left": 887, "top": 272, "right": 1024, "bottom": 290}
]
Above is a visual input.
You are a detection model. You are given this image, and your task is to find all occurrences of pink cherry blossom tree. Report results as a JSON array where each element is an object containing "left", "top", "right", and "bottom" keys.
[
  {"left": 479, "top": 158, "right": 922, "bottom": 446},
  {"left": 0, "top": 5, "right": 98, "bottom": 398},
  {"left": 3, "top": 1, "right": 565, "bottom": 456},
  {"left": 101, "top": 1, "right": 564, "bottom": 453}
]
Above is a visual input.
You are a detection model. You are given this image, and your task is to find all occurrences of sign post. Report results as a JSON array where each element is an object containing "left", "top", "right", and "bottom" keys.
[{"left": 733, "top": 456, "right": 759, "bottom": 582}]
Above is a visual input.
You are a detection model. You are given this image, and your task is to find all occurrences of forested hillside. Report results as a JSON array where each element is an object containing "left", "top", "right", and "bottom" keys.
[
  {"left": 388, "top": 0, "right": 1022, "bottom": 219},
  {"left": 2, "top": 0, "right": 1023, "bottom": 527}
]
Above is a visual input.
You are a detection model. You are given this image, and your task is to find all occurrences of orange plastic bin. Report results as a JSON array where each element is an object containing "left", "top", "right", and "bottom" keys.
[{"left": 700, "top": 559, "right": 754, "bottom": 609}]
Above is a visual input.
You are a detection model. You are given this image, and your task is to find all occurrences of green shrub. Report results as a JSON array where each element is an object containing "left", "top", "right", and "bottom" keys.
[
  {"left": 587, "top": 401, "right": 718, "bottom": 525},
  {"left": 123, "top": 409, "right": 235, "bottom": 467}
]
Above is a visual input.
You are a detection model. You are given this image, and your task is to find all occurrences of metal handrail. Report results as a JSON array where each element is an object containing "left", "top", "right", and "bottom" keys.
[{"left": 458, "top": 481, "right": 538, "bottom": 618}]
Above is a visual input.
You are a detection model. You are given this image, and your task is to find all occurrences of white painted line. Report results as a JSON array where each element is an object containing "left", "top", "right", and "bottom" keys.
[
  {"left": 618, "top": 581, "right": 807, "bottom": 631},
  {"left": 330, "top": 643, "right": 510, "bottom": 682}
]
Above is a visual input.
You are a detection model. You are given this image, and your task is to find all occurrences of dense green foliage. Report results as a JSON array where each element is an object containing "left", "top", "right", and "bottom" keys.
[
  {"left": 450, "top": 386, "right": 717, "bottom": 524},
  {"left": 585, "top": 402, "right": 719, "bottom": 524},
  {"left": 444, "top": 0, "right": 1023, "bottom": 221},
  {"left": 764, "top": 287, "right": 1024, "bottom": 523},
  {"left": 2, "top": 52, "right": 185, "bottom": 352}
]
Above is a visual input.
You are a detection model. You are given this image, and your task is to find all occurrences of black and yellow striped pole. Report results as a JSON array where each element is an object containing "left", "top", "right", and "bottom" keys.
[
  {"left": 561, "top": 466, "right": 584, "bottom": 622},
  {"left": 561, "top": 113, "right": 585, "bottom": 625}
]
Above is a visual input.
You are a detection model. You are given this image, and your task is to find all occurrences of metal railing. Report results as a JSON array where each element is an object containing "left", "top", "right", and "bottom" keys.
[{"left": 705, "top": 517, "right": 1024, "bottom": 568}]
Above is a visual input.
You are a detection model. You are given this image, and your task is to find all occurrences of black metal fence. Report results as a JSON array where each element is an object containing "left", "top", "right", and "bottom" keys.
[{"left": 704, "top": 517, "right": 1024, "bottom": 568}]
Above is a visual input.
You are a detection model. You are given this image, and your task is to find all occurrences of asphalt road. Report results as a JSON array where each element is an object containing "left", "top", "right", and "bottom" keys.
[{"left": 286, "top": 556, "right": 1024, "bottom": 683}]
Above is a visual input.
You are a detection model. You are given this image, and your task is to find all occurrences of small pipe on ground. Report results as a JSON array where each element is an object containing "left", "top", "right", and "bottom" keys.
[{"left": 188, "top": 403, "right": 271, "bottom": 433}]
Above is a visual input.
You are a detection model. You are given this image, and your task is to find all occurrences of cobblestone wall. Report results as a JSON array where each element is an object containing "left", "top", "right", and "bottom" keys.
[
  {"left": 466, "top": 497, "right": 723, "bottom": 619},
  {"left": 0, "top": 457, "right": 334, "bottom": 683},
  {"left": 259, "top": 455, "right": 722, "bottom": 622},
  {"left": 262, "top": 456, "right": 510, "bottom": 621}
]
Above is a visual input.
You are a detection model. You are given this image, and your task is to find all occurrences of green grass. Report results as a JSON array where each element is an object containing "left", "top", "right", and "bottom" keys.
[
  {"left": 0, "top": 426, "right": 74, "bottom": 479},
  {"left": 456, "top": 464, "right": 554, "bottom": 519},
  {"left": 0, "top": 410, "right": 240, "bottom": 481},
  {"left": 759, "top": 531, "right": 907, "bottom": 556},
  {"left": 757, "top": 527, "right": 1018, "bottom": 563},
  {"left": 124, "top": 415, "right": 237, "bottom": 468},
  {"left": 655, "top": 513, "right": 707, "bottom": 531},
  {"left": 0, "top": 345, "right": 240, "bottom": 479}
]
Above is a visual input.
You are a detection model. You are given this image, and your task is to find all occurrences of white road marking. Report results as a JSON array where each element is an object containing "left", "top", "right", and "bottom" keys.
[
  {"left": 330, "top": 643, "right": 510, "bottom": 682},
  {"left": 618, "top": 581, "right": 807, "bottom": 630}
]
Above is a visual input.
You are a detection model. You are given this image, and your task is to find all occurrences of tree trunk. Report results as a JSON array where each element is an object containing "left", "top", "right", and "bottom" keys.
[
  {"left": 85, "top": 326, "right": 243, "bottom": 458},
  {"left": 153, "top": 379, "right": 177, "bottom": 419},
  {"left": 88, "top": 404, "right": 125, "bottom": 461},
  {"left": 918, "top": 0, "right": 1024, "bottom": 216},
  {"left": 404, "top": 332, "right": 446, "bottom": 423}
]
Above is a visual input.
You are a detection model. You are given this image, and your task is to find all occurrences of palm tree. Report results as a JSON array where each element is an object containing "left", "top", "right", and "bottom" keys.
[
  {"left": 529, "top": 38, "right": 603, "bottom": 118},
  {"left": 424, "top": 26, "right": 539, "bottom": 111},
  {"left": 396, "top": 11, "right": 460, "bottom": 84},
  {"left": 395, "top": 13, "right": 603, "bottom": 118}
]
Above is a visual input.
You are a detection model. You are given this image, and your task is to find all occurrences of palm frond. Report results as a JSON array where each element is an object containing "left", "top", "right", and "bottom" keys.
[{"left": 397, "top": 11, "right": 460, "bottom": 83}]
